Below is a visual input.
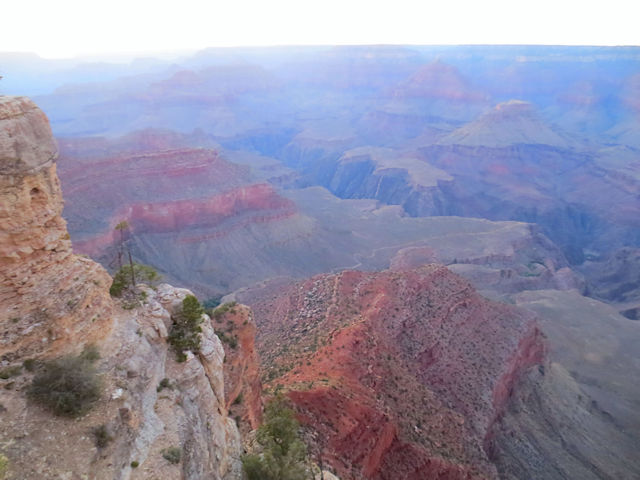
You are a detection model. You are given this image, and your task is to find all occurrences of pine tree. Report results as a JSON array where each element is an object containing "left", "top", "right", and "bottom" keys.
[{"left": 242, "top": 397, "right": 310, "bottom": 480}]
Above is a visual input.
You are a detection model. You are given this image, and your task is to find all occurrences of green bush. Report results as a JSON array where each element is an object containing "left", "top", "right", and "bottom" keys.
[
  {"left": 130, "top": 461, "right": 139, "bottom": 468},
  {"left": 212, "top": 301, "right": 237, "bottom": 320},
  {"left": 0, "top": 453, "right": 8, "bottom": 479},
  {"left": 157, "top": 378, "right": 172, "bottom": 392},
  {"left": 28, "top": 353, "right": 102, "bottom": 416},
  {"left": 168, "top": 295, "right": 204, "bottom": 360},
  {"left": 241, "top": 397, "right": 309, "bottom": 480},
  {"left": 162, "top": 446, "right": 181, "bottom": 464},
  {"left": 109, "top": 263, "right": 160, "bottom": 297}
]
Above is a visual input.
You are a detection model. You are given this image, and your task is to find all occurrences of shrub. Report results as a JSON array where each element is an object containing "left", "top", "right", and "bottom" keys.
[
  {"left": 212, "top": 301, "right": 237, "bottom": 320},
  {"left": 28, "top": 353, "right": 102, "bottom": 416},
  {"left": 23, "top": 358, "right": 38, "bottom": 372},
  {"left": 0, "top": 453, "right": 8, "bottom": 479},
  {"left": 110, "top": 263, "right": 160, "bottom": 297},
  {"left": 92, "top": 424, "right": 113, "bottom": 448},
  {"left": 80, "top": 344, "right": 100, "bottom": 363},
  {"left": 162, "top": 446, "right": 181, "bottom": 464},
  {"left": 130, "top": 461, "right": 139, "bottom": 468},
  {"left": 0, "top": 366, "right": 21, "bottom": 380},
  {"left": 219, "top": 332, "right": 238, "bottom": 349},
  {"left": 157, "top": 378, "right": 172, "bottom": 392},
  {"left": 168, "top": 295, "right": 204, "bottom": 361},
  {"left": 241, "top": 397, "right": 309, "bottom": 480}
]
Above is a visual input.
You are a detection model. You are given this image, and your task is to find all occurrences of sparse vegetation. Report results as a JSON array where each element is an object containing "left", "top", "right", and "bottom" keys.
[
  {"left": 80, "top": 344, "right": 100, "bottom": 363},
  {"left": 168, "top": 295, "right": 204, "bottom": 361},
  {"left": 241, "top": 396, "right": 309, "bottom": 480},
  {"left": 23, "top": 358, "right": 37, "bottom": 372},
  {"left": 28, "top": 351, "right": 102, "bottom": 416},
  {"left": 212, "top": 301, "right": 237, "bottom": 320},
  {"left": 92, "top": 424, "right": 113, "bottom": 448},
  {"left": 0, "top": 366, "right": 21, "bottom": 380},
  {"left": 109, "top": 263, "right": 160, "bottom": 297},
  {"left": 219, "top": 332, "right": 239, "bottom": 349},
  {"left": 0, "top": 453, "right": 8, "bottom": 479},
  {"left": 157, "top": 378, "right": 173, "bottom": 392},
  {"left": 162, "top": 446, "right": 181, "bottom": 464}
]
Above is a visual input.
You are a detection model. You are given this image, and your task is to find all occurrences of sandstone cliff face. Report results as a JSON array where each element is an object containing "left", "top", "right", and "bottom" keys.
[
  {"left": 0, "top": 96, "right": 243, "bottom": 480},
  {"left": 0, "top": 96, "right": 113, "bottom": 361},
  {"left": 247, "top": 265, "right": 546, "bottom": 479}
]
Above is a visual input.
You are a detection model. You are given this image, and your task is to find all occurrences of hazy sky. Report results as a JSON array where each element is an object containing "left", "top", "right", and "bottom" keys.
[{"left": 2, "top": 0, "right": 638, "bottom": 59}]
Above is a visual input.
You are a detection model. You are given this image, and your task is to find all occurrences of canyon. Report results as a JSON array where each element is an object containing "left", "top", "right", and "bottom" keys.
[
  {"left": 1, "top": 44, "right": 640, "bottom": 479},
  {"left": 0, "top": 97, "right": 248, "bottom": 480}
]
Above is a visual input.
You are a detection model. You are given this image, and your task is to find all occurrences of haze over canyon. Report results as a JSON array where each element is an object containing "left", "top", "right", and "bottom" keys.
[{"left": 1, "top": 45, "right": 639, "bottom": 479}]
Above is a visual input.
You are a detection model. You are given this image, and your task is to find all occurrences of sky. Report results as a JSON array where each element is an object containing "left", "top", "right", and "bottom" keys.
[{"left": 2, "top": 0, "right": 639, "bottom": 59}]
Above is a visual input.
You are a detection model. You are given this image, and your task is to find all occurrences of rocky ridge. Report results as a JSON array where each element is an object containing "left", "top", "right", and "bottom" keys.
[
  {"left": 247, "top": 265, "right": 546, "bottom": 479},
  {"left": 0, "top": 96, "right": 244, "bottom": 480}
]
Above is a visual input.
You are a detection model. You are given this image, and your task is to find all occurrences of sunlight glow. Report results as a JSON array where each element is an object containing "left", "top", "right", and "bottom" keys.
[{"left": 1, "top": 0, "right": 638, "bottom": 59}]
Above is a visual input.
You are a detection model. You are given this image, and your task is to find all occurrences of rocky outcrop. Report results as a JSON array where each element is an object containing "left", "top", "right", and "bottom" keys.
[
  {"left": 1, "top": 283, "right": 243, "bottom": 480},
  {"left": 0, "top": 96, "right": 113, "bottom": 361},
  {"left": 0, "top": 96, "right": 243, "bottom": 479},
  {"left": 580, "top": 247, "right": 640, "bottom": 319},
  {"left": 247, "top": 265, "right": 546, "bottom": 479},
  {"left": 214, "top": 304, "right": 263, "bottom": 434}
]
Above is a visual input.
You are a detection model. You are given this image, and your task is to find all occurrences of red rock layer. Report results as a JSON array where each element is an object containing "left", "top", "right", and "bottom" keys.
[
  {"left": 71, "top": 183, "right": 296, "bottom": 257},
  {"left": 119, "top": 183, "right": 295, "bottom": 234},
  {"left": 250, "top": 265, "right": 545, "bottom": 479},
  {"left": 57, "top": 138, "right": 299, "bottom": 263},
  {"left": 215, "top": 304, "right": 263, "bottom": 433}
]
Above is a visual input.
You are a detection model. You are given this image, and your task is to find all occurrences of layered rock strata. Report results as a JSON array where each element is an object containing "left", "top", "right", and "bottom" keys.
[{"left": 248, "top": 265, "right": 545, "bottom": 479}]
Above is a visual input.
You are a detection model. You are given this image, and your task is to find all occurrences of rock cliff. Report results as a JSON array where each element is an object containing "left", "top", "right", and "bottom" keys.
[
  {"left": 0, "top": 96, "right": 113, "bottom": 360},
  {"left": 0, "top": 96, "right": 243, "bottom": 480},
  {"left": 214, "top": 303, "right": 263, "bottom": 435}
]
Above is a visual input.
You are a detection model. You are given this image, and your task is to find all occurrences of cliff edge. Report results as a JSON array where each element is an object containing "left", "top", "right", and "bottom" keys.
[
  {"left": 0, "top": 96, "right": 113, "bottom": 360},
  {"left": 0, "top": 96, "right": 243, "bottom": 480}
]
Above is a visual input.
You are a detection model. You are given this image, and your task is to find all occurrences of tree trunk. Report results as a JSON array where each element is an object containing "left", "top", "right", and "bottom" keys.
[{"left": 128, "top": 249, "right": 136, "bottom": 288}]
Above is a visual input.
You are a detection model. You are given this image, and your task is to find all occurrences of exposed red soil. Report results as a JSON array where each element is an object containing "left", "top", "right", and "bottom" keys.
[{"left": 249, "top": 265, "right": 545, "bottom": 479}]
